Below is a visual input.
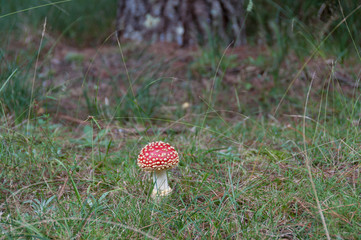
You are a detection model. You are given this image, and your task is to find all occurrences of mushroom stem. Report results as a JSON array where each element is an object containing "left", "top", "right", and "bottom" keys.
[{"left": 152, "top": 169, "right": 172, "bottom": 197}]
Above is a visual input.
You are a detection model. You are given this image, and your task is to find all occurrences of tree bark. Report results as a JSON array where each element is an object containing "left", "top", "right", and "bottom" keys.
[{"left": 116, "top": 0, "right": 246, "bottom": 46}]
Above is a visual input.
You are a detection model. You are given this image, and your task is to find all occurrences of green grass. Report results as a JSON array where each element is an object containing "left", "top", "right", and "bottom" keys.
[
  {"left": 1, "top": 0, "right": 361, "bottom": 239},
  {"left": 0, "top": 60, "right": 38, "bottom": 122},
  {"left": 1, "top": 99, "right": 360, "bottom": 238},
  {"left": 0, "top": 0, "right": 118, "bottom": 45}
]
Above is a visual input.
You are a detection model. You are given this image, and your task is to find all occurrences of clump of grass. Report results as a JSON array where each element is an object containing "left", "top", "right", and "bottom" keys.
[
  {"left": 189, "top": 44, "right": 238, "bottom": 79},
  {"left": 0, "top": 62, "right": 39, "bottom": 122},
  {"left": 81, "top": 47, "right": 182, "bottom": 125}
]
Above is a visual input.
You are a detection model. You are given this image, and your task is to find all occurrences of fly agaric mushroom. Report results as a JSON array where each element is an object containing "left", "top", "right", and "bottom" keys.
[{"left": 137, "top": 141, "right": 179, "bottom": 198}]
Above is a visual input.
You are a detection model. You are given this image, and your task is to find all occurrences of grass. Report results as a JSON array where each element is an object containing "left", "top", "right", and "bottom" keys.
[
  {"left": 1, "top": 107, "right": 360, "bottom": 238},
  {"left": 0, "top": 0, "right": 118, "bottom": 45},
  {"left": 1, "top": 0, "right": 361, "bottom": 239},
  {"left": 0, "top": 61, "right": 40, "bottom": 123}
]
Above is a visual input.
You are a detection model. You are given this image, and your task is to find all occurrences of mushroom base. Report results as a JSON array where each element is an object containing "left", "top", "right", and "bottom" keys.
[
  {"left": 152, "top": 169, "right": 172, "bottom": 198},
  {"left": 151, "top": 187, "right": 172, "bottom": 198}
]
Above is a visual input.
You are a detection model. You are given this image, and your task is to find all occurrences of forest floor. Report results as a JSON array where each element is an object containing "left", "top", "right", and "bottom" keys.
[
  {"left": 12, "top": 37, "right": 360, "bottom": 122},
  {"left": 1, "top": 34, "right": 361, "bottom": 239}
]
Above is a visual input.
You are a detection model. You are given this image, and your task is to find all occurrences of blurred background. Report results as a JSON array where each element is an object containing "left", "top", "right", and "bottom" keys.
[{"left": 1, "top": 0, "right": 360, "bottom": 123}]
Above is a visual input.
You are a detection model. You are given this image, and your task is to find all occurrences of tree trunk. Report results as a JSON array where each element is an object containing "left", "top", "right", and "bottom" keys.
[{"left": 116, "top": 0, "right": 246, "bottom": 46}]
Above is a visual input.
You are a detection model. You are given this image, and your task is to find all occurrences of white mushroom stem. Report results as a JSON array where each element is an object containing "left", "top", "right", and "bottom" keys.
[{"left": 152, "top": 169, "right": 172, "bottom": 197}]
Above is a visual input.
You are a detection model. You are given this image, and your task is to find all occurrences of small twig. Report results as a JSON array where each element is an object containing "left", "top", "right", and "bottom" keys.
[
  {"left": 334, "top": 71, "right": 360, "bottom": 88},
  {"left": 57, "top": 114, "right": 88, "bottom": 125},
  {"left": 57, "top": 175, "right": 69, "bottom": 200}
]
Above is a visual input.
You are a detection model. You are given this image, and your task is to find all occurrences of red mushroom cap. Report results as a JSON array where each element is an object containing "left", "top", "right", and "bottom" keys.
[{"left": 137, "top": 141, "right": 179, "bottom": 171}]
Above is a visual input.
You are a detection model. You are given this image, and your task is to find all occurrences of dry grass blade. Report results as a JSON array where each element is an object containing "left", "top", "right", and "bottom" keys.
[{"left": 303, "top": 74, "right": 331, "bottom": 240}]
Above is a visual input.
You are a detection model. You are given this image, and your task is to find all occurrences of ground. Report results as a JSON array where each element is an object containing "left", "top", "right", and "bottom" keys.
[{"left": 1, "top": 34, "right": 361, "bottom": 239}]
